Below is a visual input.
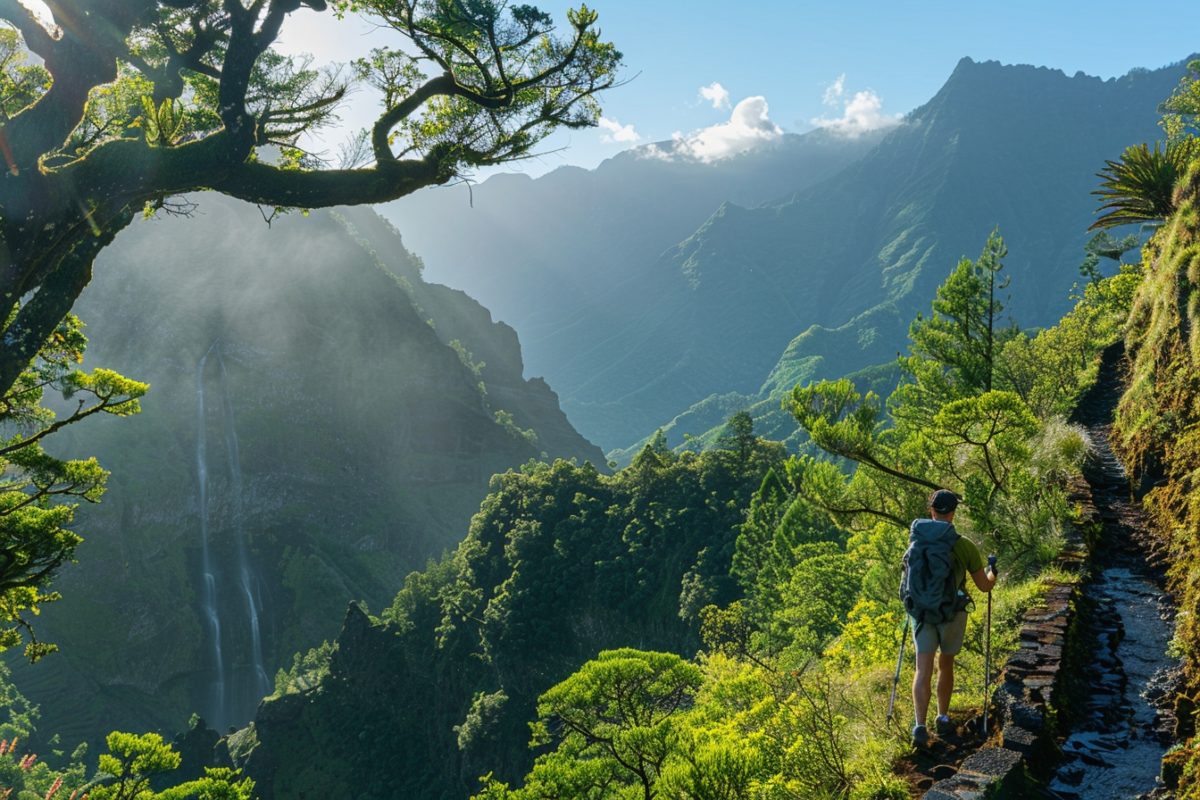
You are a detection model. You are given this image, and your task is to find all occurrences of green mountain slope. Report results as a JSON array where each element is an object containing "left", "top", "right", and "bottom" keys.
[
  {"left": 384, "top": 128, "right": 882, "bottom": 338},
  {"left": 9, "top": 199, "right": 604, "bottom": 750},
  {"left": 594, "top": 56, "right": 1190, "bottom": 454},
  {"left": 395, "top": 57, "right": 1187, "bottom": 451}
]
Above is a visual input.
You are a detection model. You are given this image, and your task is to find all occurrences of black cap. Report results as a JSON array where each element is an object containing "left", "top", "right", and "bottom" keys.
[{"left": 929, "top": 489, "right": 959, "bottom": 513}]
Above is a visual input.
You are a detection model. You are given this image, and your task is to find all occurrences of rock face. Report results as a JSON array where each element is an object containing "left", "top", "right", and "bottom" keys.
[{"left": 10, "top": 198, "right": 604, "bottom": 748}]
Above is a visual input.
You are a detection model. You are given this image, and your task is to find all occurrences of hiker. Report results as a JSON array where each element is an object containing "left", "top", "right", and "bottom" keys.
[{"left": 903, "top": 488, "right": 997, "bottom": 745}]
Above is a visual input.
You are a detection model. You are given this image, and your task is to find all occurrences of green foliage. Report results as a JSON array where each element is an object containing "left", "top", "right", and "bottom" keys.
[
  {"left": 904, "top": 230, "right": 1013, "bottom": 399},
  {"left": 0, "top": 663, "right": 38, "bottom": 743},
  {"left": 1162, "top": 58, "right": 1200, "bottom": 141},
  {"left": 790, "top": 379, "right": 886, "bottom": 473},
  {"left": 456, "top": 690, "right": 510, "bottom": 752},
  {"left": 450, "top": 339, "right": 486, "bottom": 379},
  {"left": 481, "top": 652, "right": 911, "bottom": 800},
  {"left": 333, "top": 0, "right": 623, "bottom": 167},
  {"left": 54, "top": 66, "right": 148, "bottom": 166},
  {"left": 271, "top": 640, "right": 335, "bottom": 698},
  {"left": 1091, "top": 139, "right": 1200, "bottom": 230},
  {"left": 731, "top": 468, "right": 789, "bottom": 613},
  {"left": 998, "top": 264, "right": 1142, "bottom": 419},
  {"left": 0, "top": 29, "right": 49, "bottom": 124},
  {"left": 786, "top": 381, "right": 927, "bottom": 531},
  {"left": 770, "top": 550, "right": 859, "bottom": 662},
  {"left": 249, "top": 438, "right": 781, "bottom": 798},
  {"left": 0, "top": 711, "right": 251, "bottom": 800},
  {"left": 436, "top": 441, "right": 782, "bottom": 672},
  {"left": 0, "top": 313, "right": 147, "bottom": 659},
  {"left": 93, "top": 732, "right": 182, "bottom": 799},
  {"left": 477, "top": 649, "right": 702, "bottom": 800},
  {"left": 90, "top": 732, "right": 254, "bottom": 800},
  {"left": 494, "top": 410, "right": 539, "bottom": 448},
  {"left": 715, "top": 411, "right": 755, "bottom": 461},
  {"left": 138, "top": 96, "right": 187, "bottom": 147},
  {"left": 786, "top": 232, "right": 1085, "bottom": 576}
]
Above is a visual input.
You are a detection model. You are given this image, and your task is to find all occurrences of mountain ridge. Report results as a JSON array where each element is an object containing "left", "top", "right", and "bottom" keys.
[{"left": 590, "top": 53, "right": 1193, "bottom": 455}]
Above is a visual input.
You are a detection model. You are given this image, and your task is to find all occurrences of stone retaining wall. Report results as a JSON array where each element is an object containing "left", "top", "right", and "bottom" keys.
[{"left": 922, "top": 477, "right": 1097, "bottom": 799}]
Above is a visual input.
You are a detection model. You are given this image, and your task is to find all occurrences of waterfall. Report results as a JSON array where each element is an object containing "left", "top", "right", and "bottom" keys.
[
  {"left": 217, "top": 352, "right": 271, "bottom": 700},
  {"left": 195, "top": 345, "right": 226, "bottom": 728}
]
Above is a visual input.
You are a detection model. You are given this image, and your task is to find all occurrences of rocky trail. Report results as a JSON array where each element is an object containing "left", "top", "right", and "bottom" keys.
[
  {"left": 1045, "top": 351, "right": 1177, "bottom": 799},
  {"left": 904, "top": 347, "right": 1180, "bottom": 798}
]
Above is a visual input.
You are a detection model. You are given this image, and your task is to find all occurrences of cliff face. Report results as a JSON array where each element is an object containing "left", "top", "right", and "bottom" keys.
[
  {"left": 1115, "top": 161, "right": 1200, "bottom": 663},
  {"left": 1111, "top": 160, "right": 1200, "bottom": 790},
  {"left": 9, "top": 197, "right": 603, "bottom": 747}
]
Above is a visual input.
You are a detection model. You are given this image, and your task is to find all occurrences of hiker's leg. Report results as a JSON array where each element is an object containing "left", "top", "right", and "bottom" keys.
[
  {"left": 935, "top": 611, "right": 969, "bottom": 719},
  {"left": 913, "top": 650, "right": 936, "bottom": 726},
  {"left": 936, "top": 652, "right": 955, "bottom": 717}
]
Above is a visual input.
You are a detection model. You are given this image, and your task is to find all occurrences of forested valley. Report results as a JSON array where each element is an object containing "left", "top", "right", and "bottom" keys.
[{"left": 2, "top": 2, "right": 1200, "bottom": 800}]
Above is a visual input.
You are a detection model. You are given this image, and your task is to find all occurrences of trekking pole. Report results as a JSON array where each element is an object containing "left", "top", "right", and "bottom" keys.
[
  {"left": 983, "top": 554, "right": 997, "bottom": 735},
  {"left": 886, "top": 616, "right": 910, "bottom": 724}
]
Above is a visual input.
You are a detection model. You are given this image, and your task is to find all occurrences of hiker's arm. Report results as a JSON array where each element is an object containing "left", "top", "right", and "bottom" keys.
[{"left": 970, "top": 567, "right": 997, "bottom": 593}]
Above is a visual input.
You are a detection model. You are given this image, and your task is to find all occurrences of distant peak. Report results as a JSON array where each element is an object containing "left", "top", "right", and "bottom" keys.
[
  {"left": 945, "top": 53, "right": 1198, "bottom": 86},
  {"left": 946, "top": 55, "right": 1069, "bottom": 82}
]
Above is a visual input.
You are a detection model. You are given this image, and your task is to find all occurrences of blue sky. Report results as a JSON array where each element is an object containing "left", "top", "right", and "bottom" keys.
[{"left": 276, "top": 1, "right": 1200, "bottom": 175}]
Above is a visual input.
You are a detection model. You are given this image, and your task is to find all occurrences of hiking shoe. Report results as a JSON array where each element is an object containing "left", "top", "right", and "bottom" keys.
[
  {"left": 936, "top": 715, "right": 953, "bottom": 736},
  {"left": 911, "top": 724, "right": 929, "bottom": 746}
]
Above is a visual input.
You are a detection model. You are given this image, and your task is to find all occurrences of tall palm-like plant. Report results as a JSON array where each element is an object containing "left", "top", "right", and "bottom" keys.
[{"left": 1091, "top": 139, "right": 1200, "bottom": 229}]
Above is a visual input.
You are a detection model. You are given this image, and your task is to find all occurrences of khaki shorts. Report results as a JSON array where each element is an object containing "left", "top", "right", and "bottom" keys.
[{"left": 911, "top": 611, "right": 968, "bottom": 656}]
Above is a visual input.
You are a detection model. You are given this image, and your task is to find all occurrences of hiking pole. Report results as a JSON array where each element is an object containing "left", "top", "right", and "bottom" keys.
[
  {"left": 982, "top": 554, "right": 997, "bottom": 735},
  {"left": 886, "top": 617, "right": 910, "bottom": 724}
]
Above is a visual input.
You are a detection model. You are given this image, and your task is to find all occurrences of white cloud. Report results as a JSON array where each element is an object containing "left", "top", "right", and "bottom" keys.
[
  {"left": 812, "top": 75, "right": 901, "bottom": 138},
  {"left": 822, "top": 74, "right": 846, "bottom": 107},
  {"left": 656, "top": 96, "right": 783, "bottom": 163},
  {"left": 698, "top": 82, "right": 731, "bottom": 110},
  {"left": 598, "top": 116, "right": 641, "bottom": 143}
]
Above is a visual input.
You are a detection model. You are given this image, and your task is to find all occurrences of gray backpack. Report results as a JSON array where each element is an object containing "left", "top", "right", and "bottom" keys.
[{"left": 899, "top": 519, "right": 967, "bottom": 626}]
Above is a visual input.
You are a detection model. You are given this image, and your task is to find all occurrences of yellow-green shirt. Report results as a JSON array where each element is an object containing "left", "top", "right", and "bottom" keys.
[{"left": 952, "top": 534, "right": 984, "bottom": 595}]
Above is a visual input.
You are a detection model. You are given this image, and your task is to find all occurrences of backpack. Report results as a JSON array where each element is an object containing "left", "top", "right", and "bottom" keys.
[{"left": 899, "top": 519, "right": 968, "bottom": 626}]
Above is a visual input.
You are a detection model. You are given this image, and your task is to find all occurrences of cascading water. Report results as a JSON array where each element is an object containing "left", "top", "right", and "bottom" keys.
[
  {"left": 217, "top": 352, "right": 271, "bottom": 701},
  {"left": 195, "top": 345, "right": 227, "bottom": 728},
  {"left": 195, "top": 343, "right": 272, "bottom": 730}
]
